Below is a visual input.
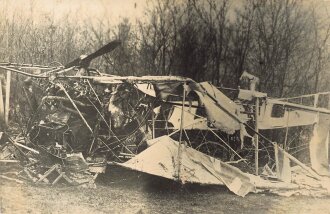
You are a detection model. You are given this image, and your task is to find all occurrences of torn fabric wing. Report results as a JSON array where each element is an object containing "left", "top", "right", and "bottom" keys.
[
  {"left": 137, "top": 81, "right": 250, "bottom": 136},
  {"left": 194, "top": 91, "right": 238, "bottom": 134},
  {"left": 167, "top": 102, "right": 209, "bottom": 130},
  {"left": 274, "top": 144, "right": 292, "bottom": 183},
  {"left": 258, "top": 99, "right": 318, "bottom": 129},
  {"left": 117, "top": 136, "right": 256, "bottom": 197},
  {"left": 153, "top": 82, "right": 182, "bottom": 99},
  {"left": 309, "top": 114, "right": 330, "bottom": 176},
  {"left": 134, "top": 83, "right": 156, "bottom": 97},
  {"left": 193, "top": 82, "right": 249, "bottom": 135}
]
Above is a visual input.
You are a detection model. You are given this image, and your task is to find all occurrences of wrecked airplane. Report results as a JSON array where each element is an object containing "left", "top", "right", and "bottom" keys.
[{"left": 0, "top": 40, "right": 330, "bottom": 197}]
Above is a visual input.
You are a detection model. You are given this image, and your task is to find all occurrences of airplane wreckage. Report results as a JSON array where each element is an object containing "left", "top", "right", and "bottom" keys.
[{"left": 0, "top": 40, "right": 330, "bottom": 197}]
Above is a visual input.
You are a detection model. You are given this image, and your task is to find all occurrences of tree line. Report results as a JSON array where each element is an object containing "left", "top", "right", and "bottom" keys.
[{"left": 0, "top": 0, "right": 329, "bottom": 98}]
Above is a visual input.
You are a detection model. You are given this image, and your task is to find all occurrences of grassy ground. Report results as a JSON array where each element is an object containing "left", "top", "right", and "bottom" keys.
[{"left": 1, "top": 164, "right": 330, "bottom": 214}]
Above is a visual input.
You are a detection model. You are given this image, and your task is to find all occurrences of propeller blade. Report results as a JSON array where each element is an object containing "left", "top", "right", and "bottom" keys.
[
  {"left": 83, "top": 40, "right": 121, "bottom": 63},
  {"left": 65, "top": 40, "right": 121, "bottom": 68},
  {"left": 64, "top": 58, "right": 81, "bottom": 68}
]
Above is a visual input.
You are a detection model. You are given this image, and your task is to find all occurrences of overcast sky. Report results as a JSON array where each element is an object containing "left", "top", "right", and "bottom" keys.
[
  {"left": 1, "top": 0, "right": 147, "bottom": 25},
  {"left": 1, "top": 0, "right": 329, "bottom": 26}
]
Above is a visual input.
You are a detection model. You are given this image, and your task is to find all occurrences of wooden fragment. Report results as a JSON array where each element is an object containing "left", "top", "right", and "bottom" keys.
[
  {"left": 176, "top": 83, "right": 187, "bottom": 180},
  {"left": 283, "top": 109, "right": 290, "bottom": 150},
  {"left": 23, "top": 168, "right": 38, "bottom": 182},
  {"left": 56, "top": 83, "right": 93, "bottom": 133},
  {"left": 0, "top": 66, "right": 48, "bottom": 78},
  {"left": 270, "top": 99, "right": 330, "bottom": 115},
  {"left": 4, "top": 70, "right": 11, "bottom": 126},
  {"left": 12, "top": 142, "right": 39, "bottom": 154},
  {"left": 52, "top": 172, "right": 64, "bottom": 186},
  {"left": 0, "top": 80, "right": 4, "bottom": 124},
  {"left": 61, "top": 173, "right": 74, "bottom": 184},
  {"left": 0, "top": 174, "right": 24, "bottom": 184},
  {"left": 255, "top": 97, "right": 259, "bottom": 175},
  {"left": 152, "top": 107, "right": 155, "bottom": 139},
  {"left": 91, "top": 75, "right": 192, "bottom": 84},
  {"left": 0, "top": 160, "right": 19, "bottom": 163},
  {"left": 0, "top": 62, "right": 58, "bottom": 69},
  {"left": 6, "top": 136, "right": 30, "bottom": 161},
  {"left": 274, "top": 144, "right": 279, "bottom": 177},
  {"left": 313, "top": 94, "right": 319, "bottom": 107},
  {"left": 36, "top": 164, "right": 58, "bottom": 184}
]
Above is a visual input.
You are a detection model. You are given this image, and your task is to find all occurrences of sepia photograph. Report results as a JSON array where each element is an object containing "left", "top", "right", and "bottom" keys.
[{"left": 0, "top": 0, "right": 330, "bottom": 213}]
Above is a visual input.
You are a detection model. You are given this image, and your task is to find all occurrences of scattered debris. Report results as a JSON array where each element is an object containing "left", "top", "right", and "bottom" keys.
[{"left": 0, "top": 40, "right": 329, "bottom": 197}]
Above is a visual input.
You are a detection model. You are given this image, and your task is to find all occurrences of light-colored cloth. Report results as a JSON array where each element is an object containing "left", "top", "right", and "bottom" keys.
[
  {"left": 167, "top": 102, "right": 209, "bottom": 130},
  {"left": 258, "top": 99, "right": 318, "bottom": 129},
  {"left": 118, "top": 135, "right": 256, "bottom": 197},
  {"left": 274, "top": 144, "right": 292, "bottom": 183},
  {"left": 309, "top": 114, "right": 330, "bottom": 176},
  {"left": 195, "top": 90, "right": 240, "bottom": 134},
  {"left": 238, "top": 89, "right": 267, "bottom": 101},
  {"left": 193, "top": 82, "right": 249, "bottom": 134},
  {"left": 134, "top": 83, "right": 156, "bottom": 97}
]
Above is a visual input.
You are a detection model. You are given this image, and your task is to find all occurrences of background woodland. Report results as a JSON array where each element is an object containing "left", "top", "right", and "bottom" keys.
[{"left": 0, "top": 0, "right": 329, "bottom": 98}]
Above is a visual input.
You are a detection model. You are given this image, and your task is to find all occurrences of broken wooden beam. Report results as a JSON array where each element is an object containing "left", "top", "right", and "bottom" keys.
[
  {"left": 0, "top": 160, "right": 19, "bottom": 163},
  {"left": 269, "top": 99, "right": 330, "bottom": 115},
  {"left": 0, "top": 66, "right": 48, "bottom": 78},
  {"left": 0, "top": 174, "right": 24, "bottom": 184},
  {"left": 36, "top": 164, "right": 59, "bottom": 184},
  {"left": 58, "top": 75, "right": 193, "bottom": 84},
  {"left": 0, "top": 79, "right": 4, "bottom": 125},
  {"left": 12, "top": 142, "right": 39, "bottom": 154},
  {"left": 4, "top": 70, "right": 10, "bottom": 126},
  {"left": 23, "top": 168, "right": 38, "bottom": 182},
  {"left": 51, "top": 172, "right": 65, "bottom": 186},
  {"left": 56, "top": 83, "right": 93, "bottom": 133}
]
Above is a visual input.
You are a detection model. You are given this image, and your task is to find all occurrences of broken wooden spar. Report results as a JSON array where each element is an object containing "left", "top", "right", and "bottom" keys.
[
  {"left": 269, "top": 99, "right": 330, "bottom": 115},
  {"left": 58, "top": 75, "right": 194, "bottom": 84},
  {"left": 5, "top": 70, "right": 11, "bottom": 126},
  {"left": 175, "top": 82, "right": 187, "bottom": 180}
]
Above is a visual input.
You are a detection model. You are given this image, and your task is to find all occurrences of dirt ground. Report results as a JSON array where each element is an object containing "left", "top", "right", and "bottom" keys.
[{"left": 1, "top": 164, "right": 330, "bottom": 214}]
